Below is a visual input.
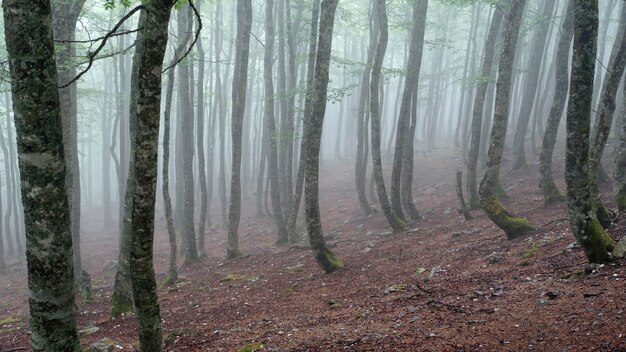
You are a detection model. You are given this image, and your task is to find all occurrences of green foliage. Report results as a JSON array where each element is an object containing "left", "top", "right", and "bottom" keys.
[{"left": 104, "top": 0, "right": 133, "bottom": 10}]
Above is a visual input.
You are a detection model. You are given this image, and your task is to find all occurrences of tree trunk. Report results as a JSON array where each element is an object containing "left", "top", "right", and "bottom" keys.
[
  {"left": 304, "top": 0, "right": 344, "bottom": 273},
  {"left": 467, "top": 6, "right": 503, "bottom": 209},
  {"left": 227, "top": 0, "right": 253, "bottom": 259},
  {"left": 588, "top": 3, "right": 626, "bottom": 226},
  {"left": 565, "top": 0, "right": 615, "bottom": 264},
  {"left": 539, "top": 0, "right": 574, "bottom": 205},
  {"left": 391, "top": 0, "right": 428, "bottom": 222},
  {"left": 3, "top": 0, "right": 79, "bottom": 348},
  {"left": 510, "top": 0, "right": 556, "bottom": 170},
  {"left": 479, "top": 0, "right": 534, "bottom": 240},
  {"left": 370, "top": 0, "right": 404, "bottom": 232}
]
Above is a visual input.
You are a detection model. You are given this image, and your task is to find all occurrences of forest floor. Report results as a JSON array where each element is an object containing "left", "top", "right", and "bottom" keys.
[{"left": 2, "top": 142, "right": 626, "bottom": 351}]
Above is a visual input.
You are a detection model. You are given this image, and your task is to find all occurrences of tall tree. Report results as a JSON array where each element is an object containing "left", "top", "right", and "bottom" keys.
[
  {"left": 391, "top": 0, "right": 428, "bottom": 221},
  {"left": 479, "top": 0, "right": 534, "bottom": 239},
  {"left": 3, "top": 0, "right": 79, "bottom": 349},
  {"left": 565, "top": 0, "right": 616, "bottom": 263},
  {"left": 51, "top": 0, "right": 88, "bottom": 296},
  {"left": 125, "top": 1, "right": 174, "bottom": 349},
  {"left": 227, "top": 0, "right": 253, "bottom": 259},
  {"left": 370, "top": 0, "right": 404, "bottom": 232},
  {"left": 304, "top": 0, "right": 344, "bottom": 273},
  {"left": 539, "top": 0, "right": 574, "bottom": 205},
  {"left": 466, "top": 6, "right": 504, "bottom": 209},
  {"left": 510, "top": 0, "right": 556, "bottom": 170},
  {"left": 264, "top": 0, "right": 289, "bottom": 244},
  {"left": 588, "top": 2, "right": 626, "bottom": 226}
]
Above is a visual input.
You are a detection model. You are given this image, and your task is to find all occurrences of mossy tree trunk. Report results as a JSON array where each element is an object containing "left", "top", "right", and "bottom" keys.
[
  {"left": 510, "top": 0, "right": 556, "bottom": 171},
  {"left": 479, "top": 0, "right": 534, "bottom": 240},
  {"left": 565, "top": 0, "right": 616, "bottom": 264},
  {"left": 125, "top": 2, "right": 174, "bottom": 350},
  {"left": 227, "top": 0, "right": 253, "bottom": 259},
  {"left": 3, "top": 0, "right": 79, "bottom": 349},
  {"left": 588, "top": 3, "right": 626, "bottom": 227},
  {"left": 467, "top": 7, "right": 503, "bottom": 209},
  {"left": 614, "top": 76, "right": 626, "bottom": 212},
  {"left": 304, "top": 0, "right": 344, "bottom": 273},
  {"left": 370, "top": 0, "right": 404, "bottom": 232},
  {"left": 539, "top": 0, "right": 574, "bottom": 205},
  {"left": 264, "top": 0, "right": 289, "bottom": 245},
  {"left": 391, "top": 0, "right": 428, "bottom": 222}
]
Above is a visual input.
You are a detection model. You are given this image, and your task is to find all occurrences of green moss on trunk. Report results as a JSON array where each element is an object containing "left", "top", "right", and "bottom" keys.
[
  {"left": 577, "top": 218, "right": 615, "bottom": 263},
  {"left": 110, "top": 292, "right": 134, "bottom": 318},
  {"left": 482, "top": 197, "right": 533, "bottom": 239},
  {"left": 595, "top": 202, "right": 612, "bottom": 228},
  {"left": 314, "top": 247, "right": 344, "bottom": 273}
]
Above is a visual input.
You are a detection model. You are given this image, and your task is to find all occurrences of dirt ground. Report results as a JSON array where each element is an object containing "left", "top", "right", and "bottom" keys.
[{"left": 2, "top": 142, "right": 626, "bottom": 351}]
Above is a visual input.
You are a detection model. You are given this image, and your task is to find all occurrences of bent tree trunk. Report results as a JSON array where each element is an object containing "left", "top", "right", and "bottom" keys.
[
  {"left": 588, "top": 3, "right": 626, "bottom": 227},
  {"left": 3, "top": 0, "right": 80, "bottom": 349},
  {"left": 370, "top": 0, "right": 404, "bottom": 232},
  {"left": 227, "top": 0, "right": 252, "bottom": 259},
  {"left": 565, "top": 0, "right": 615, "bottom": 264},
  {"left": 539, "top": 0, "right": 574, "bottom": 205},
  {"left": 479, "top": 0, "right": 534, "bottom": 240},
  {"left": 304, "top": 0, "right": 344, "bottom": 273}
]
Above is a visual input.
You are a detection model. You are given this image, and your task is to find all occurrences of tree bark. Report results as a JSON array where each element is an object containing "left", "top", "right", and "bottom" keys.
[
  {"left": 3, "top": 0, "right": 79, "bottom": 348},
  {"left": 479, "top": 0, "right": 534, "bottom": 240},
  {"left": 304, "top": 0, "right": 344, "bottom": 273},
  {"left": 227, "top": 0, "right": 253, "bottom": 259},
  {"left": 565, "top": 0, "right": 615, "bottom": 264}
]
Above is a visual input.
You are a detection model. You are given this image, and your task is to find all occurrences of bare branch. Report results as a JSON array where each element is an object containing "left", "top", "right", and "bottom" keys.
[{"left": 162, "top": 0, "right": 202, "bottom": 73}]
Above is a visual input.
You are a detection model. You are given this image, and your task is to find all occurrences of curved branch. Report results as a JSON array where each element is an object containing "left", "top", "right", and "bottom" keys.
[
  {"left": 162, "top": 0, "right": 202, "bottom": 73},
  {"left": 59, "top": 4, "right": 145, "bottom": 88}
]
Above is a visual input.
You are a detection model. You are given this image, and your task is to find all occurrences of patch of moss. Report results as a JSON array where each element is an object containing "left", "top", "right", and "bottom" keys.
[
  {"left": 110, "top": 294, "right": 134, "bottom": 318},
  {"left": 239, "top": 342, "right": 264, "bottom": 352},
  {"left": 522, "top": 243, "right": 538, "bottom": 259},
  {"left": 219, "top": 274, "right": 259, "bottom": 283},
  {"left": 577, "top": 218, "right": 616, "bottom": 263},
  {"left": 314, "top": 248, "right": 344, "bottom": 273},
  {"left": 0, "top": 317, "right": 21, "bottom": 326},
  {"left": 595, "top": 203, "right": 612, "bottom": 229},
  {"left": 482, "top": 197, "right": 534, "bottom": 239}
]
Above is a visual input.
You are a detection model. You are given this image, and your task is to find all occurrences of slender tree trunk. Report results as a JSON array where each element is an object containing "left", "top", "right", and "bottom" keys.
[
  {"left": 479, "top": 0, "right": 534, "bottom": 240},
  {"left": 565, "top": 0, "right": 615, "bottom": 264},
  {"left": 227, "top": 0, "right": 253, "bottom": 259},
  {"left": 391, "top": 0, "right": 428, "bottom": 221},
  {"left": 467, "top": 7, "right": 503, "bottom": 209},
  {"left": 196, "top": 0, "right": 208, "bottom": 258},
  {"left": 539, "top": 0, "right": 574, "bottom": 205},
  {"left": 3, "top": 0, "right": 79, "bottom": 348},
  {"left": 304, "top": 0, "right": 344, "bottom": 273},
  {"left": 370, "top": 0, "right": 404, "bottom": 232},
  {"left": 588, "top": 3, "right": 626, "bottom": 226}
]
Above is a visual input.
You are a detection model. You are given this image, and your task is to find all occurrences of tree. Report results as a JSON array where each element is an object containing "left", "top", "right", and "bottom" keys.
[
  {"left": 479, "top": 0, "right": 534, "bottom": 240},
  {"left": 510, "top": 0, "right": 556, "bottom": 170},
  {"left": 391, "top": 0, "right": 428, "bottom": 221},
  {"left": 539, "top": 0, "right": 574, "bottom": 205},
  {"left": 370, "top": 0, "right": 404, "bottom": 232},
  {"left": 588, "top": 2, "right": 626, "bottom": 225},
  {"left": 264, "top": 0, "right": 289, "bottom": 244},
  {"left": 227, "top": 0, "right": 253, "bottom": 259},
  {"left": 565, "top": 0, "right": 616, "bottom": 264},
  {"left": 304, "top": 0, "right": 344, "bottom": 273},
  {"left": 466, "top": 6, "right": 504, "bottom": 209},
  {"left": 3, "top": 0, "right": 79, "bottom": 349}
]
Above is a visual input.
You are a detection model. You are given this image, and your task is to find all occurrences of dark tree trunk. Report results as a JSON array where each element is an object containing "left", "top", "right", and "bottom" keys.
[
  {"left": 3, "top": 0, "right": 79, "bottom": 348},
  {"left": 303, "top": 0, "right": 344, "bottom": 273},
  {"left": 479, "top": 0, "right": 534, "bottom": 240},
  {"left": 227, "top": 0, "right": 253, "bottom": 259},
  {"left": 565, "top": 0, "right": 615, "bottom": 264},
  {"left": 196, "top": 0, "right": 208, "bottom": 258},
  {"left": 539, "top": 0, "right": 574, "bottom": 205}
]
